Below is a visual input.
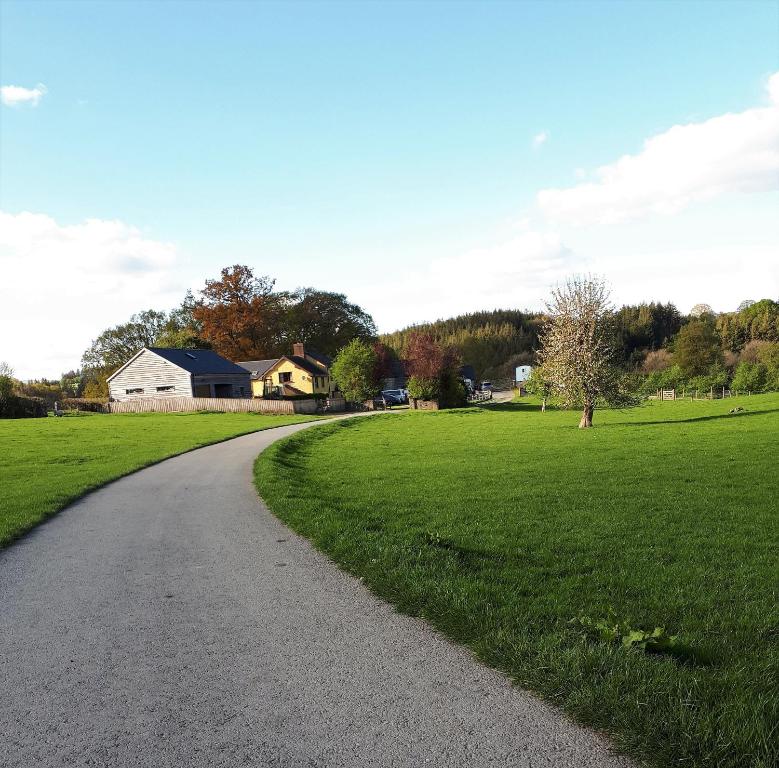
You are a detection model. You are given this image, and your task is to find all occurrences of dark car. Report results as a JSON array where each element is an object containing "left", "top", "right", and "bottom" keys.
[{"left": 382, "top": 389, "right": 407, "bottom": 405}]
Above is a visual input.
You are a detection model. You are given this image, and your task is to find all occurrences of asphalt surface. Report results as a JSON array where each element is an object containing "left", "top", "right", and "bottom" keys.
[{"left": 1, "top": 419, "right": 635, "bottom": 767}]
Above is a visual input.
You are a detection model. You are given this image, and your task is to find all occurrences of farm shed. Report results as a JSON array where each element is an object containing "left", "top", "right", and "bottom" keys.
[{"left": 107, "top": 348, "right": 251, "bottom": 402}]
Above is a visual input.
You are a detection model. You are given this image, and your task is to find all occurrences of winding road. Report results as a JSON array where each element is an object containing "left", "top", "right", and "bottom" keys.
[{"left": 1, "top": 419, "right": 633, "bottom": 767}]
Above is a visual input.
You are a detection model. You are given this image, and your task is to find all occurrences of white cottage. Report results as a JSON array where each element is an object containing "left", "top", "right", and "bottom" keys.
[{"left": 107, "top": 348, "right": 251, "bottom": 402}]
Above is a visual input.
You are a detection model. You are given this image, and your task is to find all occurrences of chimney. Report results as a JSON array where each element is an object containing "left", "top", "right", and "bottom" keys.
[{"left": 293, "top": 342, "right": 305, "bottom": 358}]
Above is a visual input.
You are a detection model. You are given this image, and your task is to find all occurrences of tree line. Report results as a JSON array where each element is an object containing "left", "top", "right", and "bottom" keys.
[{"left": 4, "top": 263, "right": 778, "bottom": 411}]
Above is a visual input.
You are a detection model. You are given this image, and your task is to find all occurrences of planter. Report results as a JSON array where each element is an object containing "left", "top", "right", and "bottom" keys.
[{"left": 410, "top": 398, "right": 439, "bottom": 411}]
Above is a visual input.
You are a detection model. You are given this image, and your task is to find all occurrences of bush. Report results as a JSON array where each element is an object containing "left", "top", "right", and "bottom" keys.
[
  {"left": 407, "top": 375, "right": 439, "bottom": 401},
  {"left": 731, "top": 362, "right": 767, "bottom": 393},
  {"left": 0, "top": 393, "right": 47, "bottom": 419},
  {"left": 61, "top": 398, "right": 107, "bottom": 413},
  {"left": 688, "top": 368, "right": 728, "bottom": 394},
  {"left": 438, "top": 371, "right": 467, "bottom": 408},
  {"left": 331, "top": 340, "right": 379, "bottom": 402}
]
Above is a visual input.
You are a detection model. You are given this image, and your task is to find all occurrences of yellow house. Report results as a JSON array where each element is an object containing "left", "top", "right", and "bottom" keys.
[{"left": 238, "top": 343, "right": 334, "bottom": 398}]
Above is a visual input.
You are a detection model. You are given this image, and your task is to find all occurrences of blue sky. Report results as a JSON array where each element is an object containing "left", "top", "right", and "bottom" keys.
[{"left": 1, "top": 0, "right": 778, "bottom": 378}]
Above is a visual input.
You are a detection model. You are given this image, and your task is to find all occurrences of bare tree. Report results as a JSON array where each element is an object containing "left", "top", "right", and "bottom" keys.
[{"left": 538, "top": 276, "right": 624, "bottom": 428}]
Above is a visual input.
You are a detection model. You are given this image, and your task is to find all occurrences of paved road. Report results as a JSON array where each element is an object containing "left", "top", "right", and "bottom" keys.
[{"left": 1, "top": 420, "right": 634, "bottom": 767}]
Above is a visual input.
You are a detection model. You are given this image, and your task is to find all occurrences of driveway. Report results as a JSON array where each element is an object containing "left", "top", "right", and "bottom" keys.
[{"left": 0, "top": 420, "right": 634, "bottom": 767}]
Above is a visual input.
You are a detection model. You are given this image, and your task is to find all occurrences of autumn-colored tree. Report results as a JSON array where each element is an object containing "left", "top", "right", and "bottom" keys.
[
  {"left": 539, "top": 276, "right": 631, "bottom": 428},
  {"left": 404, "top": 332, "right": 463, "bottom": 407},
  {"left": 193, "top": 265, "right": 287, "bottom": 360},
  {"left": 372, "top": 342, "right": 398, "bottom": 384},
  {"left": 641, "top": 348, "right": 673, "bottom": 373}
]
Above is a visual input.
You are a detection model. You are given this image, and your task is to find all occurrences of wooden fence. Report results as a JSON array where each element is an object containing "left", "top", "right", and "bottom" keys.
[
  {"left": 106, "top": 396, "right": 318, "bottom": 415},
  {"left": 651, "top": 388, "right": 749, "bottom": 401}
]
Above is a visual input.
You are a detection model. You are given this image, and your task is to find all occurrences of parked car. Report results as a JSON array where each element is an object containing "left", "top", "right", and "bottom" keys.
[
  {"left": 382, "top": 389, "right": 408, "bottom": 405},
  {"left": 480, "top": 381, "right": 493, "bottom": 392}
]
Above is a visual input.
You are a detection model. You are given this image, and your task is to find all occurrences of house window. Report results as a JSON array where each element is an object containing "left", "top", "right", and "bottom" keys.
[
  {"left": 156, "top": 385, "right": 174, "bottom": 392},
  {"left": 279, "top": 372, "right": 292, "bottom": 383},
  {"left": 126, "top": 388, "right": 144, "bottom": 394}
]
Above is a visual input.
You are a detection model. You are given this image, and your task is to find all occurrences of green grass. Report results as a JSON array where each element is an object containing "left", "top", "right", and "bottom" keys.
[
  {"left": 0, "top": 410, "right": 320, "bottom": 547},
  {"left": 256, "top": 394, "right": 779, "bottom": 768}
]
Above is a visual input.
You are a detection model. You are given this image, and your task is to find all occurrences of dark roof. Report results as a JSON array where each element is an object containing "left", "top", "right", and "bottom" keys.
[
  {"left": 286, "top": 355, "right": 327, "bottom": 376},
  {"left": 148, "top": 348, "right": 250, "bottom": 375},
  {"left": 237, "top": 359, "right": 280, "bottom": 378},
  {"left": 305, "top": 348, "right": 332, "bottom": 368}
]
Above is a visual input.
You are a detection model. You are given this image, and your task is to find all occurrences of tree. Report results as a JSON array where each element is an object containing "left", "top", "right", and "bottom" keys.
[
  {"left": 283, "top": 288, "right": 376, "bottom": 358},
  {"left": 156, "top": 290, "right": 211, "bottom": 349},
  {"left": 731, "top": 362, "right": 766, "bottom": 393},
  {"left": 82, "top": 309, "right": 169, "bottom": 372},
  {"left": 404, "top": 331, "right": 463, "bottom": 406},
  {"left": 0, "top": 363, "right": 15, "bottom": 399},
  {"left": 673, "top": 320, "right": 722, "bottom": 377},
  {"left": 641, "top": 349, "right": 673, "bottom": 373},
  {"left": 538, "top": 276, "right": 628, "bottom": 428},
  {"left": 525, "top": 366, "right": 552, "bottom": 411},
  {"left": 690, "top": 303, "right": 714, "bottom": 318},
  {"left": 331, "top": 340, "right": 379, "bottom": 403},
  {"left": 193, "top": 265, "right": 286, "bottom": 360},
  {"left": 60, "top": 371, "right": 83, "bottom": 398}
]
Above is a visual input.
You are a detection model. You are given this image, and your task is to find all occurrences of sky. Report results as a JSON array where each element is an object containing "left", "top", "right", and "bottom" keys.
[{"left": 1, "top": 0, "right": 778, "bottom": 379}]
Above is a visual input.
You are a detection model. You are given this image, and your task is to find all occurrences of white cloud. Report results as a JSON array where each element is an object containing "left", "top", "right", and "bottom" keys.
[
  {"left": 0, "top": 211, "right": 188, "bottom": 378},
  {"left": 1, "top": 83, "right": 47, "bottom": 107},
  {"left": 600, "top": 243, "right": 779, "bottom": 315},
  {"left": 362, "top": 229, "right": 580, "bottom": 331},
  {"left": 532, "top": 131, "right": 549, "bottom": 149},
  {"left": 537, "top": 71, "right": 779, "bottom": 225}
]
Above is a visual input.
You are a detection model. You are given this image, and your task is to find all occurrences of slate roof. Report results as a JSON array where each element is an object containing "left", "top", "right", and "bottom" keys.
[
  {"left": 304, "top": 348, "right": 332, "bottom": 368},
  {"left": 147, "top": 348, "right": 250, "bottom": 375},
  {"left": 286, "top": 355, "right": 327, "bottom": 376},
  {"left": 237, "top": 359, "right": 280, "bottom": 378}
]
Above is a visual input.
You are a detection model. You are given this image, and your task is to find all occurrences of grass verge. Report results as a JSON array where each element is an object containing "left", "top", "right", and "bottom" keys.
[
  {"left": 0, "top": 410, "right": 320, "bottom": 547},
  {"left": 255, "top": 394, "right": 779, "bottom": 768}
]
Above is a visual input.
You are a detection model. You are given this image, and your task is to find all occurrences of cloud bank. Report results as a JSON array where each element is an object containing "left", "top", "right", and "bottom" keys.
[
  {"left": 0, "top": 212, "right": 186, "bottom": 378},
  {"left": 362, "top": 229, "right": 579, "bottom": 331},
  {"left": 537, "top": 72, "right": 779, "bottom": 225}
]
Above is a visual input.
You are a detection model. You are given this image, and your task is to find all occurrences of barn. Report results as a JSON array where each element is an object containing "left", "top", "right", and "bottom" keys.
[{"left": 107, "top": 348, "right": 251, "bottom": 402}]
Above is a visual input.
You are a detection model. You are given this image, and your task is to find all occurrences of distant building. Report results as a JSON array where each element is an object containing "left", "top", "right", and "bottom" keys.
[
  {"left": 459, "top": 364, "right": 477, "bottom": 390},
  {"left": 515, "top": 365, "right": 532, "bottom": 384},
  {"left": 239, "top": 343, "right": 334, "bottom": 398},
  {"left": 107, "top": 348, "right": 251, "bottom": 402}
]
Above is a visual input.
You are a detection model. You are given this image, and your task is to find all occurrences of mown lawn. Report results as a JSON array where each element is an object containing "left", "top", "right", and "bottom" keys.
[
  {"left": 0, "top": 411, "right": 320, "bottom": 547},
  {"left": 256, "top": 394, "right": 779, "bottom": 768}
]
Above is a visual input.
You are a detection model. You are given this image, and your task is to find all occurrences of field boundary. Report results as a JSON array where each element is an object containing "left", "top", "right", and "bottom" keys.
[{"left": 107, "top": 396, "right": 318, "bottom": 415}]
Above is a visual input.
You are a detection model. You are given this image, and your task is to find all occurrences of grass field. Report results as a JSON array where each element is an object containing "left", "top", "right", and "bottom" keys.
[
  {"left": 0, "top": 411, "right": 319, "bottom": 547},
  {"left": 256, "top": 394, "right": 779, "bottom": 768}
]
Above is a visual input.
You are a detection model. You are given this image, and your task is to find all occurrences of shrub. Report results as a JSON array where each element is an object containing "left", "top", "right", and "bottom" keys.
[
  {"left": 61, "top": 398, "right": 107, "bottom": 413},
  {"left": 688, "top": 368, "right": 728, "bottom": 394},
  {"left": 0, "top": 393, "right": 47, "bottom": 419},
  {"left": 331, "top": 340, "right": 379, "bottom": 402},
  {"left": 438, "top": 371, "right": 467, "bottom": 408},
  {"left": 731, "top": 362, "right": 767, "bottom": 393},
  {"left": 407, "top": 375, "right": 439, "bottom": 401}
]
